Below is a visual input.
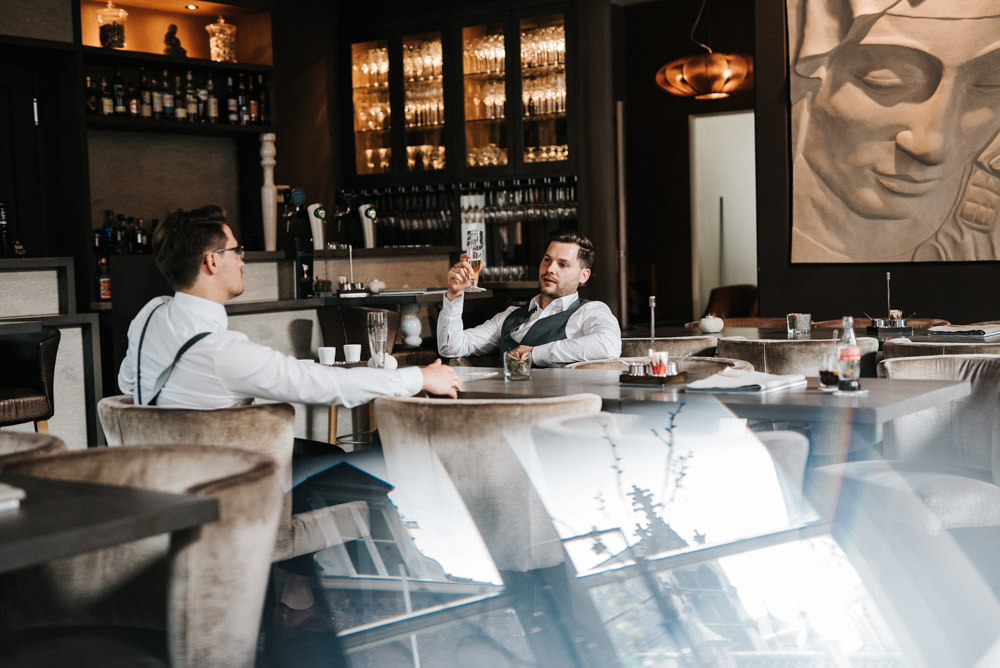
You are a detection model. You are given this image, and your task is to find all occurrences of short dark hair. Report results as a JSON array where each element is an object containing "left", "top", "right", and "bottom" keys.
[
  {"left": 153, "top": 205, "right": 229, "bottom": 290},
  {"left": 549, "top": 230, "right": 595, "bottom": 270}
]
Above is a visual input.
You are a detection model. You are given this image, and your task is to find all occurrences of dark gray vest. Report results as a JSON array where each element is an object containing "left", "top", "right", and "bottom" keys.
[{"left": 498, "top": 298, "right": 588, "bottom": 362}]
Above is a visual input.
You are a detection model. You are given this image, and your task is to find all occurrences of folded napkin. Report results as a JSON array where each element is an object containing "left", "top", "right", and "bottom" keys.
[
  {"left": 686, "top": 367, "right": 807, "bottom": 393},
  {"left": 927, "top": 324, "right": 1000, "bottom": 337}
]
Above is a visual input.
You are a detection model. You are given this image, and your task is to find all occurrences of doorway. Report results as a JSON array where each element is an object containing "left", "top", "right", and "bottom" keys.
[{"left": 689, "top": 111, "right": 757, "bottom": 319}]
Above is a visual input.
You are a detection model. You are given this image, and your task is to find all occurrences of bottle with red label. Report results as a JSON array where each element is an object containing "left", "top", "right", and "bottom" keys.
[{"left": 837, "top": 315, "right": 861, "bottom": 391}]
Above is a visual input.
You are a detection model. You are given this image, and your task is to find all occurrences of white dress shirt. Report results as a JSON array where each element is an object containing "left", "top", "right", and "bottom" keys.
[
  {"left": 436, "top": 292, "right": 621, "bottom": 366},
  {"left": 118, "top": 292, "right": 423, "bottom": 409}
]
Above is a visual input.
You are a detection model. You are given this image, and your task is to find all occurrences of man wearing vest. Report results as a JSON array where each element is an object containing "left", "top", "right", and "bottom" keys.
[{"left": 437, "top": 230, "right": 621, "bottom": 365}]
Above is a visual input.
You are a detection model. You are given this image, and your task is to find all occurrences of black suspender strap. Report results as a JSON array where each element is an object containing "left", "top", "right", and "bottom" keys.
[{"left": 136, "top": 300, "right": 211, "bottom": 406}]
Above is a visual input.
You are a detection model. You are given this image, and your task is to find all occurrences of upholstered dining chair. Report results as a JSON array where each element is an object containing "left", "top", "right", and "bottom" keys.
[
  {"left": 97, "top": 396, "right": 372, "bottom": 564},
  {"left": 716, "top": 336, "right": 880, "bottom": 377},
  {"left": 566, "top": 355, "right": 752, "bottom": 374},
  {"left": 0, "top": 326, "right": 60, "bottom": 433},
  {"left": 0, "top": 430, "right": 66, "bottom": 465},
  {"left": 883, "top": 338, "right": 1000, "bottom": 359},
  {"left": 620, "top": 335, "right": 718, "bottom": 359},
  {"left": 0, "top": 444, "right": 281, "bottom": 668},
  {"left": 809, "top": 355, "right": 1000, "bottom": 529},
  {"left": 373, "top": 392, "right": 614, "bottom": 666},
  {"left": 701, "top": 283, "right": 759, "bottom": 318}
]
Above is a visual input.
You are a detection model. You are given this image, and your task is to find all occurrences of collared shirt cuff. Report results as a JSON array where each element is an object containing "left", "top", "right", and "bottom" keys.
[
  {"left": 440, "top": 292, "right": 465, "bottom": 317},
  {"left": 529, "top": 344, "right": 551, "bottom": 366}
]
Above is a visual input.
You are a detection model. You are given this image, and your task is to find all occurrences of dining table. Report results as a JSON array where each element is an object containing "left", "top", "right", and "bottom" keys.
[
  {"left": 451, "top": 366, "right": 971, "bottom": 465},
  {"left": 0, "top": 473, "right": 218, "bottom": 574}
]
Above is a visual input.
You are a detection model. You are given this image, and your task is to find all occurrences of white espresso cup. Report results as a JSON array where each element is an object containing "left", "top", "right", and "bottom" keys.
[
  {"left": 318, "top": 347, "right": 337, "bottom": 365},
  {"left": 343, "top": 344, "right": 362, "bottom": 363}
]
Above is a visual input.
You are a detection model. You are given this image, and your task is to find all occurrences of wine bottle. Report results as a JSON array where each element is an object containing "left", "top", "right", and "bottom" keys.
[
  {"left": 112, "top": 70, "right": 126, "bottom": 115},
  {"left": 85, "top": 75, "right": 98, "bottom": 114},
  {"left": 138, "top": 67, "right": 152, "bottom": 118},
  {"left": 206, "top": 76, "right": 219, "bottom": 123},
  {"left": 162, "top": 70, "right": 175, "bottom": 118},
  {"left": 256, "top": 74, "right": 270, "bottom": 125},
  {"left": 99, "top": 77, "right": 114, "bottom": 116},
  {"left": 126, "top": 80, "right": 139, "bottom": 117},
  {"left": 184, "top": 70, "right": 198, "bottom": 121},
  {"left": 236, "top": 73, "right": 250, "bottom": 126},
  {"left": 225, "top": 75, "right": 238, "bottom": 124},
  {"left": 173, "top": 75, "right": 186, "bottom": 120},
  {"left": 248, "top": 74, "right": 259, "bottom": 124},
  {"left": 196, "top": 73, "right": 209, "bottom": 122},
  {"left": 0, "top": 203, "right": 12, "bottom": 258},
  {"left": 150, "top": 71, "right": 163, "bottom": 119}
]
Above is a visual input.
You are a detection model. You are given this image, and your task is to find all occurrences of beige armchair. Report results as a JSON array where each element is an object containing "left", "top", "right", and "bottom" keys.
[
  {"left": 0, "top": 431, "right": 66, "bottom": 465},
  {"left": 97, "top": 396, "right": 371, "bottom": 563},
  {"left": 717, "top": 336, "right": 880, "bottom": 377},
  {"left": 883, "top": 338, "right": 1000, "bottom": 359},
  {"left": 0, "top": 444, "right": 281, "bottom": 668},
  {"left": 620, "top": 335, "right": 718, "bottom": 359}
]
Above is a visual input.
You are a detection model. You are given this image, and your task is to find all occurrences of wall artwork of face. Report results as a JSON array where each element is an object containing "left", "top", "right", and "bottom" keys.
[{"left": 788, "top": 0, "right": 1000, "bottom": 262}]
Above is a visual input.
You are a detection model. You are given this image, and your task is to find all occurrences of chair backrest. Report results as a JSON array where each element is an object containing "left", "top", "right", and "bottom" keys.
[
  {"left": 374, "top": 393, "right": 602, "bottom": 573},
  {"left": 0, "top": 431, "right": 66, "bottom": 465},
  {"left": 877, "top": 354, "right": 1000, "bottom": 481},
  {"left": 317, "top": 305, "right": 401, "bottom": 359},
  {"left": 0, "top": 444, "right": 281, "bottom": 668},
  {"left": 702, "top": 283, "right": 758, "bottom": 318},
  {"left": 0, "top": 326, "right": 60, "bottom": 425},
  {"left": 620, "top": 335, "right": 717, "bottom": 358},
  {"left": 98, "top": 395, "right": 295, "bottom": 492},
  {"left": 883, "top": 338, "right": 1000, "bottom": 359},
  {"left": 716, "top": 336, "right": 880, "bottom": 376}
]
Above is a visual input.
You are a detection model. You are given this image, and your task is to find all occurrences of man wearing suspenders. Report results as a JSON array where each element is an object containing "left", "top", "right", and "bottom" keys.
[{"left": 437, "top": 230, "right": 621, "bottom": 366}]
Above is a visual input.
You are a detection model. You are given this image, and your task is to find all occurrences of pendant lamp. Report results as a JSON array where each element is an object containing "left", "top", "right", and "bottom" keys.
[{"left": 655, "top": 0, "right": 753, "bottom": 100}]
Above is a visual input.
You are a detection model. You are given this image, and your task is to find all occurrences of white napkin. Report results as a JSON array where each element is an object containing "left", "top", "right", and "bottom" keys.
[
  {"left": 927, "top": 324, "right": 1000, "bottom": 337},
  {"left": 686, "top": 367, "right": 807, "bottom": 393}
]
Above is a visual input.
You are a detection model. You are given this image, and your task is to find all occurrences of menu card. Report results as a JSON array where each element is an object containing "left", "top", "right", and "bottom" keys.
[{"left": 685, "top": 368, "right": 807, "bottom": 394}]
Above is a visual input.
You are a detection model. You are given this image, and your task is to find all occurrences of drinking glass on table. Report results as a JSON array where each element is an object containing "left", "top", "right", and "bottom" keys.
[{"left": 367, "top": 311, "right": 388, "bottom": 368}]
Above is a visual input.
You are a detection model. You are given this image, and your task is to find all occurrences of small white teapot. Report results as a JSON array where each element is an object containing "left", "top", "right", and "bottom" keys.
[
  {"left": 367, "top": 278, "right": 386, "bottom": 294},
  {"left": 698, "top": 314, "right": 724, "bottom": 333}
]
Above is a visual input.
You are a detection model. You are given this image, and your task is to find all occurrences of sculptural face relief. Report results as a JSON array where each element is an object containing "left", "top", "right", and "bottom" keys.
[{"left": 791, "top": 0, "right": 1000, "bottom": 261}]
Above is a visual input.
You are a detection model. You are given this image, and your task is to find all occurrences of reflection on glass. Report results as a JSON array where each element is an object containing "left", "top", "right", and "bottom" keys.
[
  {"left": 352, "top": 39, "right": 391, "bottom": 175},
  {"left": 463, "top": 23, "right": 508, "bottom": 168},
  {"left": 404, "top": 32, "right": 445, "bottom": 171},
  {"left": 520, "top": 14, "right": 567, "bottom": 163}
]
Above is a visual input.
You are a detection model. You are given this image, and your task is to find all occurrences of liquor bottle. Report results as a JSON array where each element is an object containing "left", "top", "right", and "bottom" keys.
[
  {"left": 837, "top": 315, "right": 861, "bottom": 392},
  {"left": 256, "top": 74, "right": 270, "bottom": 125},
  {"left": 184, "top": 70, "right": 198, "bottom": 121},
  {"left": 150, "top": 71, "right": 163, "bottom": 118},
  {"left": 236, "top": 73, "right": 250, "bottom": 126},
  {"left": 173, "top": 76, "right": 186, "bottom": 120},
  {"left": 114, "top": 214, "right": 128, "bottom": 254},
  {"left": 247, "top": 74, "right": 259, "bottom": 124},
  {"left": 85, "top": 75, "right": 98, "bottom": 114},
  {"left": 196, "top": 73, "right": 208, "bottom": 121},
  {"left": 112, "top": 70, "right": 126, "bottom": 115},
  {"left": 138, "top": 68, "right": 152, "bottom": 118},
  {"left": 96, "top": 256, "right": 112, "bottom": 301},
  {"left": 162, "top": 70, "right": 175, "bottom": 118},
  {"left": 134, "top": 217, "right": 150, "bottom": 254},
  {"left": 0, "top": 203, "right": 11, "bottom": 258},
  {"left": 224, "top": 75, "right": 238, "bottom": 124},
  {"left": 99, "top": 77, "right": 114, "bottom": 116},
  {"left": 206, "top": 76, "right": 219, "bottom": 123},
  {"left": 126, "top": 80, "right": 139, "bottom": 117}
]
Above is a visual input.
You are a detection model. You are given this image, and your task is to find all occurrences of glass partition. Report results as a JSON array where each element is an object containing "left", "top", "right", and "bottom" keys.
[
  {"left": 462, "top": 23, "right": 507, "bottom": 168},
  {"left": 402, "top": 32, "right": 445, "bottom": 172},
  {"left": 520, "top": 14, "right": 567, "bottom": 164},
  {"left": 351, "top": 39, "right": 391, "bottom": 175}
]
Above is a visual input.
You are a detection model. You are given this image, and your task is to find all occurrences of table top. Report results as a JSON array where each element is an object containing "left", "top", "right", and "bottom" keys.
[
  {"left": 633, "top": 326, "right": 931, "bottom": 342},
  {"left": 0, "top": 474, "right": 219, "bottom": 574},
  {"left": 453, "top": 367, "right": 971, "bottom": 425},
  {"left": 318, "top": 288, "right": 493, "bottom": 307}
]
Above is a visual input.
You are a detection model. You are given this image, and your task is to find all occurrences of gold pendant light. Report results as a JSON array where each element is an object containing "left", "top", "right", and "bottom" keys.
[{"left": 655, "top": 0, "right": 753, "bottom": 100}]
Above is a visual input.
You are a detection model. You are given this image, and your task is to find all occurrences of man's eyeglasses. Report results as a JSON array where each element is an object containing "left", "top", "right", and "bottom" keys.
[{"left": 212, "top": 245, "right": 245, "bottom": 260}]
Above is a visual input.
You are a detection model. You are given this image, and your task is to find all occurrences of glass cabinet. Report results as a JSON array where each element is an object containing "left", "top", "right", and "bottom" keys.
[
  {"left": 402, "top": 32, "right": 445, "bottom": 171},
  {"left": 351, "top": 39, "right": 391, "bottom": 175},
  {"left": 519, "top": 15, "right": 567, "bottom": 164},
  {"left": 462, "top": 23, "right": 507, "bottom": 168}
]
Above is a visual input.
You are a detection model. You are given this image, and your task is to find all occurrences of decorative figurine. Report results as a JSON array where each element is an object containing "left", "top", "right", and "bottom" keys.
[{"left": 164, "top": 24, "right": 187, "bottom": 57}]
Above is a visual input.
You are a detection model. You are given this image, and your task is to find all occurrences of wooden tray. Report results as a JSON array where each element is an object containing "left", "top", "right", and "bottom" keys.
[{"left": 619, "top": 371, "right": 688, "bottom": 387}]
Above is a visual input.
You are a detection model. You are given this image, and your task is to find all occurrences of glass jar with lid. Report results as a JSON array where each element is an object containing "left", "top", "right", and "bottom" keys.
[
  {"left": 96, "top": 0, "right": 127, "bottom": 49},
  {"left": 206, "top": 17, "right": 238, "bottom": 63}
]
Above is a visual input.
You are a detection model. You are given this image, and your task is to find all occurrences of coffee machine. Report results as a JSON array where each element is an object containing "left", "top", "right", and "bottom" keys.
[{"left": 279, "top": 187, "right": 314, "bottom": 298}]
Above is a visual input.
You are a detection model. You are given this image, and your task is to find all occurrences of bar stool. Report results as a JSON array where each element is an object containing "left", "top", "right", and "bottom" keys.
[{"left": 0, "top": 326, "right": 60, "bottom": 433}]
